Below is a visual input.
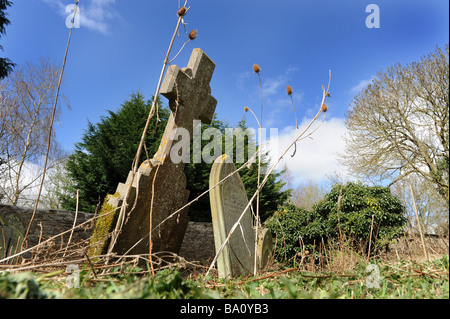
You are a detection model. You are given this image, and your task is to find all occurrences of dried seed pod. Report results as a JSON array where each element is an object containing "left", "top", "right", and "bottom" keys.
[
  {"left": 188, "top": 29, "right": 198, "bottom": 40},
  {"left": 177, "top": 6, "right": 187, "bottom": 17},
  {"left": 321, "top": 103, "right": 328, "bottom": 112},
  {"left": 286, "top": 85, "right": 293, "bottom": 96},
  {"left": 253, "top": 64, "right": 261, "bottom": 73}
]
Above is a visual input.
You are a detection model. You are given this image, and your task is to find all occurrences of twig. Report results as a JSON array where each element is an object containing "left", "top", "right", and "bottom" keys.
[
  {"left": 409, "top": 267, "right": 440, "bottom": 279},
  {"left": 244, "top": 105, "right": 263, "bottom": 275},
  {"left": 64, "top": 189, "right": 79, "bottom": 257},
  {"left": 335, "top": 186, "right": 345, "bottom": 273},
  {"left": 409, "top": 184, "right": 429, "bottom": 262},
  {"left": 255, "top": 69, "right": 263, "bottom": 276}
]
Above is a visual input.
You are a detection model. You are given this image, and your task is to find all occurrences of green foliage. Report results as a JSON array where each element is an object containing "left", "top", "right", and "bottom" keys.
[
  {"left": 267, "top": 182, "right": 407, "bottom": 263},
  {"left": 0, "top": 0, "right": 14, "bottom": 79},
  {"left": 315, "top": 182, "right": 407, "bottom": 252},
  {"left": 266, "top": 204, "right": 326, "bottom": 260}
]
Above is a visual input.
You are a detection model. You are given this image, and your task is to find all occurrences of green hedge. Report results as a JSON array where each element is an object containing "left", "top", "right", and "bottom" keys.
[{"left": 266, "top": 182, "right": 407, "bottom": 263}]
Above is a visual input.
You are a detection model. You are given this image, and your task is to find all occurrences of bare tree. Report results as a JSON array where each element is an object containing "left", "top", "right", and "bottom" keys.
[
  {"left": 340, "top": 44, "right": 449, "bottom": 206},
  {"left": 0, "top": 58, "right": 66, "bottom": 206},
  {"left": 392, "top": 174, "right": 448, "bottom": 234},
  {"left": 291, "top": 180, "right": 327, "bottom": 211}
]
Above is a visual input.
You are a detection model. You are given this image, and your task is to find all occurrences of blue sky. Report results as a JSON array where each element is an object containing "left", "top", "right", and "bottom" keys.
[{"left": 2, "top": 0, "right": 448, "bottom": 186}]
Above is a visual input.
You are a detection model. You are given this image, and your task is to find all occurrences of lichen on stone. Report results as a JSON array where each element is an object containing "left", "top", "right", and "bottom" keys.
[{"left": 87, "top": 196, "right": 120, "bottom": 260}]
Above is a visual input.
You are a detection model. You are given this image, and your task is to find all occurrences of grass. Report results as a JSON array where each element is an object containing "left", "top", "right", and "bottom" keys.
[{"left": 1, "top": 255, "right": 448, "bottom": 299}]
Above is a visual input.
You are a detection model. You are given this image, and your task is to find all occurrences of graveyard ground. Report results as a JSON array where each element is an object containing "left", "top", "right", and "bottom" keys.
[{"left": 0, "top": 239, "right": 448, "bottom": 299}]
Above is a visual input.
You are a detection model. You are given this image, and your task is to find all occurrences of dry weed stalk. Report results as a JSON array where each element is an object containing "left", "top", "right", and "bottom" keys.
[
  {"left": 23, "top": 0, "right": 80, "bottom": 247},
  {"left": 205, "top": 71, "right": 332, "bottom": 277},
  {"left": 107, "top": 0, "right": 193, "bottom": 258},
  {"left": 286, "top": 85, "right": 298, "bottom": 129},
  {"left": 252, "top": 63, "right": 264, "bottom": 276},
  {"left": 64, "top": 189, "right": 80, "bottom": 257}
]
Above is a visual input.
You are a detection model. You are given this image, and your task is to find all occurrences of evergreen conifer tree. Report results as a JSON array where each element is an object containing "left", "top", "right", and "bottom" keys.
[{"left": 0, "top": 0, "right": 14, "bottom": 79}]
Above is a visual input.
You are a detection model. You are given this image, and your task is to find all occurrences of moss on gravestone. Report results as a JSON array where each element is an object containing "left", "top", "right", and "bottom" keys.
[{"left": 87, "top": 196, "right": 120, "bottom": 261}]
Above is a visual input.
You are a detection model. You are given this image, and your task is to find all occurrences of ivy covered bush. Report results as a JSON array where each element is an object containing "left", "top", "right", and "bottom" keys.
[
  {"left": 266, "top": 182, "right": 407, "bottom": 263},
  {"left": 266, "top": 204, "right": 326, "bottom": 261}
]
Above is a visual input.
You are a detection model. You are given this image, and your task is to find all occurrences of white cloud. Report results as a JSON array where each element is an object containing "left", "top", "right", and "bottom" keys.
[
  {"left": 350, "top": 76, "right": 374, "bottom": 95},
  {"left": 42, "top": 0, "right": 119, "bottom": 35},
  {"left": 263, "top": 117, "right": 350, "bottom": 185}
]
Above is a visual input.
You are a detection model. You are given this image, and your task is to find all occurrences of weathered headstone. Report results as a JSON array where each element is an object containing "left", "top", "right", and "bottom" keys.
[
  {"left": 209, "top": 154, "right": 274, "bottom": 277},
  {"left": 88, "top": 48, "right": 217, "bottom": 259},
  {"left": 210, "top": 154, "right": 253, "bottom": 277}
]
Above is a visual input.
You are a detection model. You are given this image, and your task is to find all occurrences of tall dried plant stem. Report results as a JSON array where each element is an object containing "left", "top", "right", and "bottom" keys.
[
  {"left": 23, "top": 0, "right": 80, "bottom": 247},
  {"left": 206, "top": 72, "right": 331, "bottom": 277},
  {"left": 148, "top": 164, "right": 161, "bottom": 276},
  {"left": 107, "top": 5, "right": 189, "bottom": 256},
  {"left": 254, "top": 70, "right": 263, "bottom": 276},
  {"left": 289, "top": 93, "right": 299, "bottom": 157},
  {"left": 64, "top": 189, "right": 80, "bottom": 257},
  {"left": 335, "top": 186, "right": 345, "bottom": 273},
  {"left": 367, "top": 214, "right": 374, "bottom": 262},
  {"left": 409, "top": 184, "right": 429, "bottom": 262},
  {"left": 245, "top": 105, "right": 263, "bottom": 275}
]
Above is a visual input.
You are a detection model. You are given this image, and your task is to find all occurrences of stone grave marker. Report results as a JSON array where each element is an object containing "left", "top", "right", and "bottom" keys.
[
  {"left": 88, "top": 48, "right": 217, "bottom": 259},
  {"left": 209, "top": 154, "right": 274, "bottom": 278}
]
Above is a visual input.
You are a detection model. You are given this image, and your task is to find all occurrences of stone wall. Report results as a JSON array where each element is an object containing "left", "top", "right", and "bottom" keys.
[
  {"left": 179, "top": 221, "right": 215, "bottom": 265},
  {"left": 0, "top": 204, "right": 215, "bottom": 263},
  {"left": 0, "top": 205, "right": 94, "bottom": 258}
]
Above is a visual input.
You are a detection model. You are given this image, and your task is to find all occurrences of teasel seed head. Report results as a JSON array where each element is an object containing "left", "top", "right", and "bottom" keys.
[
  {"left": 321, "top": 103, "right": 328, "bottom": 113},
  {"left": 286, "top": 85, "right": 293, "bottom": 96},
  {"left": 253, "top": 64, "right": 261, "bottom": 73},
  {"left": 177, "top": 6, "right": 187, "bottom": 17},
  {"left": 188, "top": 29, "right": 198, "bottom": 40}
]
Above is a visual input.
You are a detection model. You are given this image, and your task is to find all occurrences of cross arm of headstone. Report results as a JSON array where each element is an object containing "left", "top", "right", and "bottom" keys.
[
  {"left": 152, "top": 48, "right": 218, "bottom": 165},
  {"left": 160, "top": 48, "right": 217, "bottom": 130}
]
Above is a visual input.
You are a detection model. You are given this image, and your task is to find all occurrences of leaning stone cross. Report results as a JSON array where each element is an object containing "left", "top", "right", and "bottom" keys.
[
  {"left": 154, "top": 48, "right": 217, "bottom": 164},
  {"left": 88, "top": 48, "right": 217, "bottom": 259}
]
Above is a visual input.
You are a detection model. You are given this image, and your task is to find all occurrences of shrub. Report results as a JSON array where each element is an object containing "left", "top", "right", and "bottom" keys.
[
  {"left": 266, "top": 182, "right": 407, "bottom": 264},
  {"left": 316, "top": 182, "right": 407, "bottom": 253},
  {"left": 266, "top": 204, "right": 327, "bottom": 262}
]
